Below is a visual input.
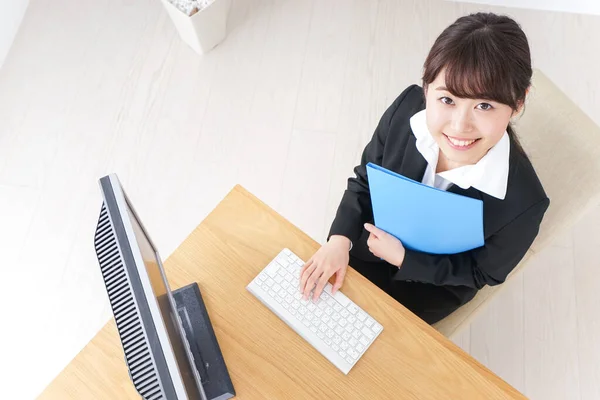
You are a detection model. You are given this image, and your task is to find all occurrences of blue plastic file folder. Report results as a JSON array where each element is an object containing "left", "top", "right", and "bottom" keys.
[{"left": 366, "top": 162, "right": 484, "bottom": 254}]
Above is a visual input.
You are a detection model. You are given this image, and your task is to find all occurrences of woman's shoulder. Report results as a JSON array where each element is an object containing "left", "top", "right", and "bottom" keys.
[
  {"left": 492, "top": 140, "right": 549, "bottom": 218},
  {"left": 390, "top": 85, "right": 426, "bottom": 116}
]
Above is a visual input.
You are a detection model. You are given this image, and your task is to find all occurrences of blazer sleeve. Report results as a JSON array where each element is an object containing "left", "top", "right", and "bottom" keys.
[
  {"left": 394, "top": 197, "right": 550, "bottom": 289},
  {"left": 327, "top": 85, "right": 419, "bottom": 244}
]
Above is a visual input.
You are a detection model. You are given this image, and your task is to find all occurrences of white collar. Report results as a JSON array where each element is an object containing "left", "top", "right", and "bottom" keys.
[{"left": 409, "top": 109, "right": 510, "bottom": 200}]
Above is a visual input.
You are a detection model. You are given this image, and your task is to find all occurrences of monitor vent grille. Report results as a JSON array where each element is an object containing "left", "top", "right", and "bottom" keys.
[{"left": 94, "top": 203, "right": 164, "bottom": 400}]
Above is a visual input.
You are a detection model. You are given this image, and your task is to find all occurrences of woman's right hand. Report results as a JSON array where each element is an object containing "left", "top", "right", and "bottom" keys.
[{"left": 299, "top": 235, "right": 351, "bottom": 302}]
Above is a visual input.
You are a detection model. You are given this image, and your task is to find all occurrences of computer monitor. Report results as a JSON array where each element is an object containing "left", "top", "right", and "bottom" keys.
[{"left": 94, "top": 174, "right": 235, "bottom": 400}]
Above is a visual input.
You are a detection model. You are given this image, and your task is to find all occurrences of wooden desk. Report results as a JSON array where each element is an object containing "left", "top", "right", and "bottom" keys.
[{"left": 40, "top": 185, "right": 525, "bottom": 399}]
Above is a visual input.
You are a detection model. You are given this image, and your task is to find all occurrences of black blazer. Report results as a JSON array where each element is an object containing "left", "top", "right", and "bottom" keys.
[{"left": 328, "top": 85, "right": 550, "bottom": 290}]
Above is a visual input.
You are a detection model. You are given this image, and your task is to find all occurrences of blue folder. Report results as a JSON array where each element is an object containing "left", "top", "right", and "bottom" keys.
[{"left": 366, "top": 162, "right": 484, "bottom": 254}]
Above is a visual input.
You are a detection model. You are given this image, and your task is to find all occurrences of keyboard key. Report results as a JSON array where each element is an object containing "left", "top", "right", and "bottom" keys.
[
  {"left": 306, "top": 314, "right": 314, "bottom": 321},
  {"left": 279, "top": 259, "right": 289, "bottom": 268},
  {"left": 285, "top": 273, "right": 293, "bottom": 282},
  {"left": 359, "top": 336, "right": 370, "bottom": 346},
  {"left": 279, "top": 289, "right": 287, "bottom": 298},
  {"left": 354, "top": 321, "right": 363, "bottom": 330},
  {"left": 262, "top": 284, "right": 269, "bottom": 291},
  {"left": 294, "top": 292, "right": 302, "bottom": 300},
  {"left": 303, "top": 319, "right": 310, "bottom": 327},
  {"left": 333, "top": 335, "right": 342, "bottom": 345},
  {"left": 284, "top": 249, "right": 292, "bottom": 256},
  {"left": 339, "top": 319, "right": 347, "bottom": 327},
  {"left": 340, "top": 309, "right": 350, "bottom": 318},
  {"left": 327, "top": 320, "right": 336, "bottom": 329},
  {"left": 317, "top": 332, "right": 325, "bottom": 339},
  {"left": 339, "top": 351, "right": 347, "bottom": 358},
  {"left": 307, "top": 303, "right": 316, "bottom": 311},
  {"left": 345, "top": 325, "right": 354, "bottom": 333},
  {"left": 281, "top": 281, "right": 290, "bottom": 289},
  {"left": 340, "top": 342, "right": 349, "bottom": 350},
  {"left": 327, "top": 297, "right": 337, "bottom": 306},
  {"left": 332, "top": 313, "right": 341, "bottom": 322},
  {"left": 342, "top": 332, "right": 351, "bottom": 341},
  {"left": 318, "top": 301, "right": 328, "bottom": 310},
  {"left": 326, "top": 329, "right": 334, "bottom": 338},
  {"left": 356, "top": 343, "right": 365, "bottom": 353},
  {"left": 372, "top": 323, "right": 382, "bottom": 334},
  {"left": 349, "top": 338, "right": 358, "bottom": 347},
  {"left": 266, "top": 278, "right": 275, "bottom": 286},
  {"left": 364, "top": 318, "right": 374, "bottom": 328},
  {"left": 281, "top": 302, "right": 289, "bottom": 310},
  {"left": 315, "top": 309, "right": 324, "bottom": 317},
  {"left": 274, "top": 275, "right": 283, "bottom": 284},
  {"left": 333, "top": 303, "right": 342, "bottom": 312},
  {"left": 352, "top": 330, "right": 361, "bottom": 339},
  {"left": 347, "top": 304, "right": 359, "bottom": 315},
  {"left": 346, "top": 357, "right": 354, "bottom": 365},
  {"left": 292, "top": 301, "right": 300, "bottom": 309},
  {"left": 310, "top": 326, "right": 318, "bottom": 333},
  {"left": 285, "top": 295, "right": 294, "bottom": 304},
  {"left": 361, "top": 327, "right": 375, "bottom": 340},
  {"left": 300, "top": 298, "right": 309, "bottom": 306},
  {"left": 325, "top": 307, "right": 334, "bottom": 316},
  {"left": 347, "top": 315, "right": 357, "bottom": 324},
  {"left": 319, "top": 325, "right": 327, "bottom": 333},
  {"left": 332, "top": 344, "right": 340, "bottom": 351},
  {"left": 325, "top": 338, "right": 332, "bottom": 346},
  {"left": 334, "top": 326, "right": 344, "bottom": 336},
  {"left": 322, "top": 315, "right": 331, "bottom": 323},
  {"left": 268, "top": 290, "right": 276, "bottom": 298},
  {"left": 287, "top": 286, "right": 296, "bottom": 295},
  {"left": 258, "top": 273, "right": 268, "bottom": 281},
  {"left": 299, "top": 307, "right": 306, "bottom": 315},
  {"left": 357, "top": 311, "right": 367, "bottom": 322},
  {"left": 267, "top": 268, "right": 277, "bottom": 278}
]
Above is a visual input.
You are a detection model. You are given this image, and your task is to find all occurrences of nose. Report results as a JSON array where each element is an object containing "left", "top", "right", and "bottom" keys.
[{"left": 451, "top": 108, "right": 474, "bottom": 134}]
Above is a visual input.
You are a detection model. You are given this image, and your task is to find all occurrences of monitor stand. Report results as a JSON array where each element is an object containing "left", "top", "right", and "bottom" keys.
[{"left": 172, "top": 283, "right": 236, "bottom": 400}]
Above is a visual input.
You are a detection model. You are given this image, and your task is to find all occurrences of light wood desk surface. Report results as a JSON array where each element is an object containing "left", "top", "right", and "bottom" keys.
[{"left": 40, "top": 185, "right": 525, "bottom": 399}]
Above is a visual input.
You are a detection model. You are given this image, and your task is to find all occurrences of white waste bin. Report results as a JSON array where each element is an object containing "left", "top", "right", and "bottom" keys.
[{"left": 161, "top": 0, "right": 232, "bottom": 54}]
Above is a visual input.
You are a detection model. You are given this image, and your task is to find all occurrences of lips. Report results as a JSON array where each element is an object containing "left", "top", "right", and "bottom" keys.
[{"left": 443, "top": 133, "right": 480, "bottom": 150}]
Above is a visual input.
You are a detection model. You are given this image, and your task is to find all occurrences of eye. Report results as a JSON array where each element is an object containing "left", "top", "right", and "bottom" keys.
[
  {"left": 440, "top": 96, "right": 454, "bottom": 105},
  {"left": 477, "top": 103, "right": 493, "bottom": 111}
]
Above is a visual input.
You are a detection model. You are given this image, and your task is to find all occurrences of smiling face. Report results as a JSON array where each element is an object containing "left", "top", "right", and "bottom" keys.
[{"left": 424, "top": 70, "right": 520, "bottom": 170}]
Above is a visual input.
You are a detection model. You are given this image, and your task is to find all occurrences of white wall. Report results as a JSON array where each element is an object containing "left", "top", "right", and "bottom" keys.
[
  {"left": 0, "top": 0, "right": 29, "bottom": 69},
  {"left": 445, "top": 0, "right": 600, "bottom": 15}
]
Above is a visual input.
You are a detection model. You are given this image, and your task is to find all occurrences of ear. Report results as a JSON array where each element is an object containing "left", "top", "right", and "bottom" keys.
[{"left": 513, "top": 85, "right": 531, "bottom": 118}]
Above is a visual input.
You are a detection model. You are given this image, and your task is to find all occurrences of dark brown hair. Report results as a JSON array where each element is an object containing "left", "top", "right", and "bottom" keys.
[{"left": 422, "top": 12, "right": 531, "bottom": 155}]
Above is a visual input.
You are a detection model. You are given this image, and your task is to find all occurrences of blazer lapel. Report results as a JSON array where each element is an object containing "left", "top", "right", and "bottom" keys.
[{"left": 399, "top": 132, "right": 428, "bottom": 181}]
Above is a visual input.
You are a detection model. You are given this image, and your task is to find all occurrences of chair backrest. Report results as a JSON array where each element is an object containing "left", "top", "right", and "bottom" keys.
[{"left": 434, "top": 69, "right": 600, "bottom": 337}]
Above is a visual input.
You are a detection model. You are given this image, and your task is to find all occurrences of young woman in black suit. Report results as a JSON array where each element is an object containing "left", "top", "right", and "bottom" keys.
[{"left": 299, "top": 12, "right": 549, "bottom": 324}]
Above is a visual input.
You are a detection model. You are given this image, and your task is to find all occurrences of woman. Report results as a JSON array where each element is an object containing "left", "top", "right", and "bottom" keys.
[{"left": 299, "top": 12, "right": 550, "bottom": 324}]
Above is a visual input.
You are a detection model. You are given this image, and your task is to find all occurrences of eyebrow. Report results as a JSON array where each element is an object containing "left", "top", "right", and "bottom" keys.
[{"left": 435, "top": 86, "right": 448, "bottom": 91}]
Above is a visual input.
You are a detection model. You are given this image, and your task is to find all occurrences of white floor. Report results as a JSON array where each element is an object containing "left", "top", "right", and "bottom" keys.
[{"left": 1, "top": 0, "right": 599, "bottom": 398}]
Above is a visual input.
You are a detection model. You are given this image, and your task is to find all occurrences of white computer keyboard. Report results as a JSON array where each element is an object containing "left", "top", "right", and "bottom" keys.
[{"left": 246, "top": 248, "right": 383, "bottom": 374}]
